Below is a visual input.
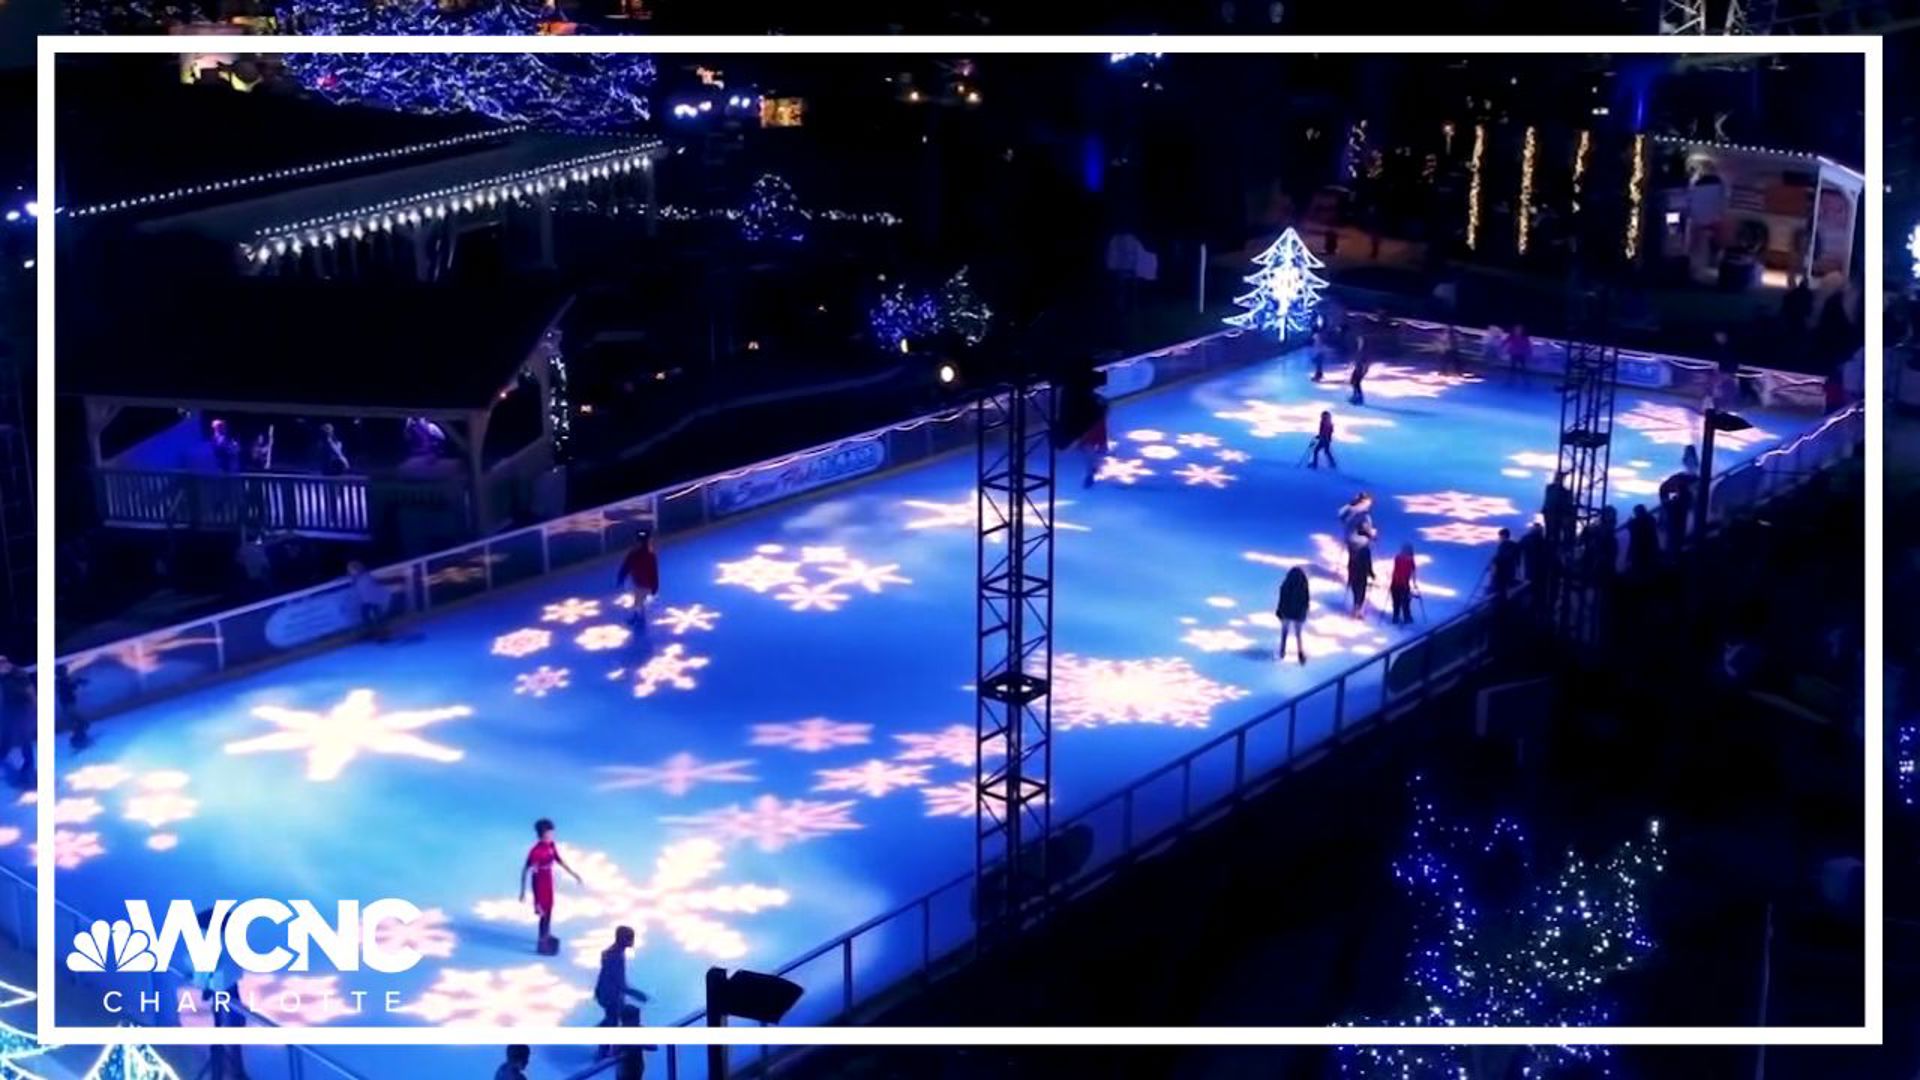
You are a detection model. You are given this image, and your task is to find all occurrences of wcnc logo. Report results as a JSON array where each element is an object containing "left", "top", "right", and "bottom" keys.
[{"left": 66, "top": 899, "right": 425, "bottom": 976}]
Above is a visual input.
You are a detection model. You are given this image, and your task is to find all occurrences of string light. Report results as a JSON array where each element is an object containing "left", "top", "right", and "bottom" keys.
[
  {"left": 1899, "top": 720, "right": 1917, "bottom": 808},
  {"left": 1465, "top": 124, "right": 1486, "bottom": 251},
  {"left": 1340, "top": 778, "right": 1666, "bottom": 1076},
  {"left": 739, "top": 173, "right": 805, "bottom": 244},
  {"left": 1625, "top": 132, "right": 1647, "bottom": 261},
  {"left": 1517, "top": 126, "right": 1537, "bottom": 255},
  {"left": 1908, "top": 222, "right": 1920, "bottom": 283},
  {"left": 867, "top": 267, "right": 990, "bottom": 353},
  {"left": 1572, "top": 129, "right": 1591, "bottom": 215},
  {"left": 70, "top": 128, "right": 524, "bottom": 220},
  {"left": 1344, "top": 119, "right": 1368, "bottom": 182}
]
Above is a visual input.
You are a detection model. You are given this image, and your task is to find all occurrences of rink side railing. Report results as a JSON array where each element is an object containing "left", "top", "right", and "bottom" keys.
[{"left": 641, "top": 399, "right": 1865, "bottom": 1080}]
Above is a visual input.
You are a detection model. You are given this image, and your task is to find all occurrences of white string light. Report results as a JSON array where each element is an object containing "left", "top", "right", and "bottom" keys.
[
  {"left": 1517, "top": 126, "right": 1536, "bottom": 255},
  {"left": 1649, "top": 133, "right": 1864, "bottom": 181},
  {"left": 1624, "top": 132, "right": 1647, "bottom": 261},
  {"left": 1571, "top": 128, "right": 1591, "bottom": 215},
  {"left": 1465, "top": 123, "right": 1485, "bottom": 251},
  {"left": 72, "top": 127, "right": 528, "bottom": 220}
]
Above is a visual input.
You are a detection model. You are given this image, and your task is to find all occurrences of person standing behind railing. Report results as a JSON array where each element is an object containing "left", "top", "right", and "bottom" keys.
[
  {"left": 347, "top": 561, "right": 391, "bottom": 643},
  {"left": 494, "top": 1045, "right": 531, "bottom": 1080},
  {"left": 595, "top": 926, "right": 650, "bottom": 1060},
  {"left": 0, "top": 658, "right": 31, "bottom": 784}
]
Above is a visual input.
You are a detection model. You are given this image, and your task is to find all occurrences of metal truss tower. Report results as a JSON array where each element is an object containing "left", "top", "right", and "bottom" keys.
[
  {"left": 973, "top": 383, "right": 1055, "bottom": 941},
  {"left": 1552, "top": 292, "right": 1619, "bottom": 643},
  {"left": 1660, "top": 0, "right": 1708, "bottom": 33}
]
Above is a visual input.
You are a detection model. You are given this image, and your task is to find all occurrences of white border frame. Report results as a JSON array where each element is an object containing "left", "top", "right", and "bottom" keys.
[{"left": 36, "top": 34, "right": 1883, "bottom": 1048}]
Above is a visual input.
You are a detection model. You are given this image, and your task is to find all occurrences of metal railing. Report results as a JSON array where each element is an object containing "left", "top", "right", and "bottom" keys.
[
  {"left": 650, "top": 399, "right": 1866, "bottom": 1080},
  {"left": 91, "top": 466, "right": 477, "bottom": 542}
]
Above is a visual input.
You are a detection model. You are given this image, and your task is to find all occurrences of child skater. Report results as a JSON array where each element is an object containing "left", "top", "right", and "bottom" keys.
[
  {"left": 1275, "top": 566, "right": 1311, "bottom": 665},
  {"left": 1309, "top": 410, "right": 1337, "bottom": 469},
  {"left": 521, "top": 818, "right": 584, "bottom": 955},
  {"left": 615, "top": 532, "right": 660, "bottom": 635},
  {"left": 1076, "top": 397, "right": 1111, "bottom": 488},
  {"left": 1390, "top": 542, "right": 1418, "bottom": 625}
]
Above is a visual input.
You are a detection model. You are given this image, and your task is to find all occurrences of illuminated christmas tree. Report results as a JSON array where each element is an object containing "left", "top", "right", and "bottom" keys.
[
  {"left": 274, "top": 1, "right": 656, "bottom": 131},
  {"left": 740, "top": 174, "right": 806, "bottom": 244},
  {"left": 1340, "top": 779, "right": 1666, "bottom": 1078},
  {"left": 1223, "top": 227, "right": 1328, "bottom": 338},
  {"left": 867, "top": 267, "right": 992, "bottom": 354}
]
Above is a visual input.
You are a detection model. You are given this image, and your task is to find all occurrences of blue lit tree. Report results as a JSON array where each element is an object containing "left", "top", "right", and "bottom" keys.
[
  {"left": 937, "top": 267, "right": 992, "bottom": 346},
  {"left": 739, "top": 174, "right": 805, "bottom": 244},
  {"left": 867, "top": 268, "right": 992, "bottom": 353},
  {"left": 1898, "top": 720, "right": 1916, "bottom": 810},
  {"left": 1224, "top": 227, "right": 1328, "bottom": 338},
  {"left": 1340, "top": 779, "right": 1667, "bottom": 1078},
  {"left": 275, "top": 1, "right": 655, "bottom": 131}
]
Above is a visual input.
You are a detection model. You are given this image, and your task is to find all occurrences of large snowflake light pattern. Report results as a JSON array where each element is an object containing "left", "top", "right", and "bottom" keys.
[
  {"left": 902, "top": 493, "right": 1090, "bottom": 537},
  {"left": 653, "top": 604, "right": 722, "bottom": 635},
  {"left": 819, "top": 559, "right": 912, "bottom": 594},
  {"left": 541, "top": 598, "right": 602, "bottom": 625},
  {"left": 662, "top": 795, "right": 861, "bottom": 852},
  {"left": 715, "top": 553, "right": 806, "bottom": 593},
  {"left": 1051, "top": 654, "right": 1250, "bottom": 732},
  {"left": 893, "top": 724, "right": 1003, "bottom": 767},
  {"left": 1396, "top": 490, "right": 1520, "bottom": 521},
  {"left": 1176, "top": 432, "right": 1222, "bottom": 449},
  {"left": 513, "top": 666, "right": 571, "bottom": 698},
  {"left": 400, "top": 965, "right": 591, "bottom": 1028},
  {"left": 67, "top": 764, "right": 134, "bottom": 792},
  {"left": 751, "top": 717, "right": 873, "bottom": 753},
  {"left": 52, "top": 797, "right": 103, "bottom": 826},
  {"left": 1181, "top": 627, "right": 1257, "bottom": 654},
  {"left": 627, "top": 644, "right": 710, "bottom": 698},
  {"left": 1216, "top": 448, "right": 1252, "bottom": 463},
  {"left": 473, "top": 838, "right": 790, "bottom": 965},
  {"left": 35, "top": 830, "right": 103, "bottom": 870},
  {"left": 1096, "top": 457, "right": 1154, "bottom": 485},
  {"left": 123, "top": 792, "right": 198, "bottom": 829},
  {"left": 374, "top": 906, "right": 458, "bottom": 961},
  {"left": 596, "top": 754, "right": 757, "bottom": 797},
  {"left": 491, "top": 629, "right": 553, "bottom": 659},
  {"left": 813, "top": 760, "right": 932, "bottom": 798},
  {"left": 921, "top": 779, "right": 1049, "bottom": 819},
  {"left": 1174, "top": 464, "right": 1236, "bottom": 489},
  {"left": 226, "top": 689, "right": 470, "bottom": 781},
  {"left": 773, "top": 582, "right": 852, "bottom": 612},
  {"left": 1419, "top": 522, "right": 1506, "bottom": 546},
  {"left": 1315, "top": 362, "right": 1475, "bottom": 400},
  {"left": 1617, "top": 400, "right": 1774, "bottom": 450},
  {"left": 1214, "top": 401, "right": 1393, "bottom": 442}
]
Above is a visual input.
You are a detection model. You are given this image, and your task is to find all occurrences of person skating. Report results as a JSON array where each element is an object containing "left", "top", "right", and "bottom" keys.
[
  {"left": 595, "top": 926, "right": 651, "bottom": 1059},
  {"left": 1074, "top": 397, "right": 1111, "bottom": 488},
  {"left": 1309, "top": 329, "right": 1328, "bottom": 383},
  {"left": 1505, "top": 323, "right": 1532, "bottom": 376},
  {"left": 520, "top": 818, "right": 584, "bottom": 955},
  {"left": 1346, "top": 539, "right": 1375, "bottom": 618},
  {"left": 1348, "top": 335, "right": 1372, "bottom": 406},
  {"left": 1274, "top": 566, "right": 1311, "bottom": 665},
  {"left": 1337, "top": 491, "right": 1376, "bottom": 549},
  {"left": 56, "top": 663, "right": 89, "bottom": 750},
  {"left": 1309, "top": 411, "right": 1337, "bottom": 469},
  {"left": 615, "top": 533, "right": 660, "bottom": 633},
  {"left": 1389, "top": 542, "right": 1418, "bottom": 625}
]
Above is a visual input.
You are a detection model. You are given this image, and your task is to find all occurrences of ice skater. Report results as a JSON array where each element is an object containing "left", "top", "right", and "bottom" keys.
[
  {"left": 1348, "top": 334, "right": 1372, "bottom": 406},
  {"left": 1337, "top": 491, "right": 1377, "bottom": 549},
  {"left": 1073, "top": 397, "right": 1111, "bottom": 488},
  {"left": 1505, "top": 323, "right": 1532, "bottom": 377},
  {"left": 520, "top": 818, "right": 584, "bottom": 956},
  {"left": 1309, "top": 410, "right": 1337, "bottom": 469},
  {"left": 1389, "top": 542, "right": 1418, "bottom": 625},
  {"left": 1346, "top": 538, "right": 1375, "bottom": 618},
  {"left": 595, "top": 926, "right": 651, "bottom": 1059},
  {"left": 0, "top": 657, "right": 34, "bottom": 782},
  {"left": 1489, "top": 527, "right": 1521, "bottom": 600},
  {"left": 1309, "top": 329, "right": 1328, "bottom": 383},
  {"left": 615, "top": 533, "right": 660, "bottom": 636},
  {"left": 1274, "top": 566, "right": 1311, "bottom": 665}
]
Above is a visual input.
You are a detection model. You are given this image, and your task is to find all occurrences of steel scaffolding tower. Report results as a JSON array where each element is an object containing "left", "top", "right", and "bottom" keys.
[
  {"left": 1553, "top": 292, "right": 1619, "bottom": 643},
  {"left": 973, "top": 383, "right": 1055, "bottom": 939}
]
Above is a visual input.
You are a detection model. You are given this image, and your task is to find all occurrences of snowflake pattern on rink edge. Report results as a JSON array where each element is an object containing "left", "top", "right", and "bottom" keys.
[
  {"left": 1396, "top": 490, "right": 1521, "bottom": 522},
  {"left": 1095, "top": 458, "right": 1154, "bottom": 485},
  {"left": 893, "top": 724, "right": 1004, "bottom": 767},
  {"left": 1616, "top": 400, "right": 1775, "bottom": 450},
  {"left": 1418, "top": 522, "right": 1507, "bottom": 546},
  {"left": 921, "top": 779, "right": 1049, "bottom": 819},
  {"left": 1050, "top": 654, "right": 1251, "bottom": 732},
  {"left": 1214, "top": 400, "right": 1393, "bottom": 442},
  {"left": 813, "top": 759, "right": 932, "bottom": 798},
  {"left": 661, "top": 795, "right": 862, "bottom": 852},
  {"left": 596, "top": 754, "right": 758, "bottom": 797},
  {"left": 750, "top": 717, "right": 873, "bottom": 753},
  {"left": 34, "top": 830, "right": 103, "bottom": 870},
  {"left": 472, "top": 838, "right": 790, "bottom": 966}
]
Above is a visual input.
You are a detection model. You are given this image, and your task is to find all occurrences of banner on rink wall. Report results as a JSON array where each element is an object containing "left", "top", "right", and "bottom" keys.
[{"left": 706, "top": 439, "right": 887, "bottom": 518}]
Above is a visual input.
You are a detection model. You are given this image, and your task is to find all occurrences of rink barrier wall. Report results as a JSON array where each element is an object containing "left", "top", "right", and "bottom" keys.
[
  {"left": 52, "top": 319, "right": 1832, "bottom": 723},
  {"left": 644, "top": 400, "right": 1864, "bottom": 1080}
]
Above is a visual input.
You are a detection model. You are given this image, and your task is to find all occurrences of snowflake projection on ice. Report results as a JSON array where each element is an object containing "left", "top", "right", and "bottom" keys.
[
  {"left": 574, "top": 624, "right": 632, "bottom": 652},
  {"left": 0, "top": 827, "right": 18, "bottom": 847},
  {"left": 1181, "top": 628, "right": 1257, "bottom": 654},
  {"left": 512, "top": 665, "right": 571, "bottom": 698},
  {"left": 625, "top": 645, "right": 710, "bottom": 698},
  {"left": 1051, "top": 654, "right": 1251, "bottom": 733},
  {"left": 473, "top": 838, "right": 790, "bottom": 965},
  {"left": 901, "top": 493, "right": 1090, "bottom": 538},
  {"left": 16, "top": 791, "right": 34, "bottom": 805},
  {"left": 34, "top": 830, "right": 103, "bottom": 870},
  {"left": 138, "top": 770, "right": 190, "bottom": 791},
  {"left": 66, "top": 764, "right": 134, "bottom": 793},
  {"left": 1243, "top": 550, "right": 1312, "bottom": 571},
  {"left": 1176, "top": 432, "right": 1222, "bottom": 449},
  {"left": 661, "top": 795, "right": 862, "bottom": 852},
  {"left": 1126, "top": 429, "right": 1166, "bottom": 442},
  {"left": 1506, "top": 450, "right": 1661, "bottom": 496},
  {"left": 491, "top": 628, "right": 553, "bottom": 659},
  {"left": 203, "top": 974, "right": 361, "bottom": 1026},
  {"left": 1617, "top": 401, "right": 1774, "bottom": 450},
  {"left": 596, "top": 754, "right": 757, "bottom": 797},
  {"left": 225, "top": 689, "right": 470, "bottom": 782},
  {"left": 813, "top": 760, "right": 932, "bottom": 798},
  {"left": 773, "top": 582, "right": 852, "bottom": 613},
  {"left": 123, "top": 792, "right": 198, "bottom": 830},
  {"left": 1419, "top": 522, "right": 1507, "bottom": 546},
  {"left": 800, "top": 545, "right": 850, "bottom": 564},
  {"left": 1213, "top": 400, "right": 1393, "bottom": 442},
  {"left": 1396, "top": 490, "right": 1521, "bottom": 522},
  {"left": 1316, "top": 362, "right": 1477, "bottom": 400},
  {"left": 893, "top": 724, "right": 1004, "bottom": 768},
  {"left": 374, "top": 906, "right": 458, "bottom": 961},
  {"left": 819, "top": 559, "right": 912, "bottom": 595},
  {"left": 147, "top": 835, "right": 179, "bottom": 852},
  {"left": 715, "top": 553, "right": 807, "bottom": 594},
  {"left": 921, "top": 779, "right": 1050, "bottom": 819},
  {"left": 1096, "top": 457, "right": 1154, "bottom": 485},
  {"left": 653, "top": 604, "right": 722, "bottom": 636},
  {"left": 1174, "top": 464, "right": 1236, "bottom": 489},
  {"left": 51, "top": 797, "right": 103, "bottom": 827},
  {"left": 1216, "top": 448, "right": 1252, "bottom": 464},
  {"left": 1139, "top": 444, "right": 1182, "bottom": 461},
  {"left": 541, "top": 598, "right": 602, "bottom": 625},
  {"left": 1206, "top": 596, "right": 1237, "bottom": 608},
  {"left": 400, "top": 964, "right": 591, "bottom": 1028},
  {"left": 750, "top": 717, "right": 873, "bottom": 753}
]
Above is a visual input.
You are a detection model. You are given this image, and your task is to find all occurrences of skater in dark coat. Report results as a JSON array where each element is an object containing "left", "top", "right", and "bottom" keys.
[
  {"left": 1346, "top": 541, "right": 1375, "bottom": 618},
  {"left": 1310, "top": 411, "right": 1337, "bottom": 469},
  {"left": 1275, "top": 567, "right": 1311, "bottom": 664},
  {"left": 1658, "top": 470, "right": 1697, "bottom": 551},
  {"left": 1490, "top": 528, "right": 1521, "bottom": 598}
]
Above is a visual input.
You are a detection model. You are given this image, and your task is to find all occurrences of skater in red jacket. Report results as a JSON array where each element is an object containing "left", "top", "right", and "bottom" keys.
[
  {"left": 615, "top": 533, "right": 660, "bottom": 630},
  {"left": 520, "top": 818, "right": 584, "bottom": 955}
]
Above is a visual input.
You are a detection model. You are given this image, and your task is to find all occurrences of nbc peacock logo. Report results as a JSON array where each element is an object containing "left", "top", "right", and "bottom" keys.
[{"left": 65, "top": 919, "right": 160, "bottom": 973}]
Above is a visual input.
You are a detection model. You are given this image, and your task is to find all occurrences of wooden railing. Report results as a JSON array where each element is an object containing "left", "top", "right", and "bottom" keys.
[{"left": 93, "top": 467, "right": 467, "bottom": 540}]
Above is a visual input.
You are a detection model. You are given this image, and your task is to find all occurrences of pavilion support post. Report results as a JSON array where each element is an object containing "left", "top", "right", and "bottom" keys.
[
  {"left": 465, "top": 411, "right": 490, "bottom": 534},
  {"left": 1802, "top": 171, "right": 1824, "bottom": 285}
]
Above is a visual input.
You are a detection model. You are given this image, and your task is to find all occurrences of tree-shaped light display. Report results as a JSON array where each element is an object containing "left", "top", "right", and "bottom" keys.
[
  {"left": 740, "top": 174, "right": 806, "bottom": 244},
  {"left": 1908, "top": 221, "right": 1920, "bottom": 283},
  {"left": 1223, "top": 227, "right": 1328, "bottom": 338},
  {"left": 1339, "top": 779, "right": 1667, "bottom": 1078},
  {"left": 275, "top": 1, "right": 656, "bottom": 131},
  {"left": 867, "top": 267, "right": 992, "bottom": 353}
]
